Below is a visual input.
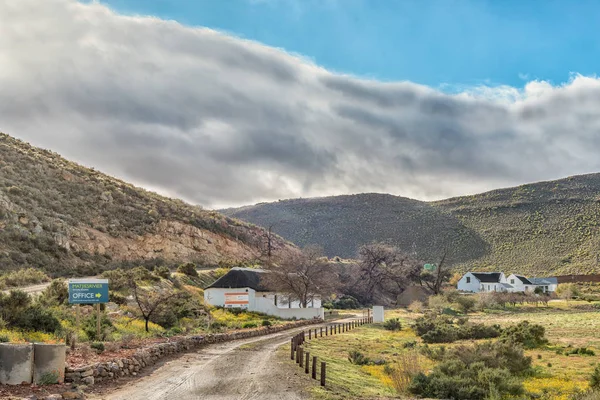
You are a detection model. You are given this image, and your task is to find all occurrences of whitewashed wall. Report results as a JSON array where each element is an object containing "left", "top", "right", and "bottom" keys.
[
  {"left": 253, "top": 297, "right": 323, "bottom": 319},
  {"left": 457, "top": 272, "right": 481, "bottom": 293}
]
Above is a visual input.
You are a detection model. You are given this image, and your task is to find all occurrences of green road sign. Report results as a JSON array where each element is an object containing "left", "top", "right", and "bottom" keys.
[
  {"left": 68, "top": 278, "right": 109, "bottom": 304},
  {"left": 424, "top": 263, "right": 437, "bottom": 271}
]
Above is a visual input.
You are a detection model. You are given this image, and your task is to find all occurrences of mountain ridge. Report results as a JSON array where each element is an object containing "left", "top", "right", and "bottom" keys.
[
  {"left": 223, "top": 173, "right": 600, "bottom": 275},
  {"left": 0, "top": 132, "right": 295, "bottom": 277}
]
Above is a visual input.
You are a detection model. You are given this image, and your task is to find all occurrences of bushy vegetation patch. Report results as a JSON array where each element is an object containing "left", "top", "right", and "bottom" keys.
[
  {"left": 323, "top": 295, "right": 362, "bottom": 310},
  {"left": 413, "top": 315, "right": 501, "bottom": 344},
  {"left": 500, "top": 320, "right": 548, "bottom": 349},
  {"left": 410, "top": 341, "right": 532, "bottom": 400},
  {"left": 383, "top": 318, "right": 402, "bottom": 331}
]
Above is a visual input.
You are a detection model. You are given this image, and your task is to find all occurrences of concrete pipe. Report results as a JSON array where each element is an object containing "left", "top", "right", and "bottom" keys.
[
  {"left": 0, "top": 343, "right": 34, "bottom": 385},
  {"left": 33, "top": 343, "right": 66, "bottom": 384}
]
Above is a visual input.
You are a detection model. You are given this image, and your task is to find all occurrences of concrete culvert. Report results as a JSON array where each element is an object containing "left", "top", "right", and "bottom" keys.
[
  {"left": 33, "top": 343, "right": 66, "bottom": 384},
  {"left": 0, "top": 343, "right": 34, "bottom": 385}
]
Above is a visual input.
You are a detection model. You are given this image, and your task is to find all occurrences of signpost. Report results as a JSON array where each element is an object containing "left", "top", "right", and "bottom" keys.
[
  {"left": 424, "top": 263, "right": 437, "bottom": 271},
  {"left": 68, "top": 279, "right": 109, "bottom": 339}
]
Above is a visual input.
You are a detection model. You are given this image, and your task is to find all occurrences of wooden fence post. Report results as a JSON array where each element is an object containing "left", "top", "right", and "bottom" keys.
[
  {"left": 320, "top": 362, "right": 326, "bottom": 386},
  {"left": 312, "top": 356, "right": 317, "bottom": 379},
  {"left": 325, "top": 326, "right": 328, "bottom": 336},
  {"left": 305, "top": 352, "right": 310, "bottom": 374},
  {"left": 296, "top": 346, "right": 301, "bottom": 363},
  {"left": 320, "top": 327, "right": 323, "bottom": 337},
  {"left": 299, "top": 347, "right": 304, "bottom": 368},
  {"left": 291, "top": 338, "right": 295, "bottom": 360},
  {"left": 309, "top": 329, "right": 312, "bottom": 340}
]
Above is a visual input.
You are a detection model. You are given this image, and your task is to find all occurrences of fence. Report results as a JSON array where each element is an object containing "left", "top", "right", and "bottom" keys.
[{"left": 288, "top": 316, "right": 374, "bottom": 387}]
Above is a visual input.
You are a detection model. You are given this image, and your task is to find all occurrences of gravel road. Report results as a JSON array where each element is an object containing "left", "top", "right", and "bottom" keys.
[{"left": 95, "top": 326, "right": 320, "bottom": 400}]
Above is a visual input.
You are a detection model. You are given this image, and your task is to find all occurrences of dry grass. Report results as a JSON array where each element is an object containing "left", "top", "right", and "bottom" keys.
[{"left": 389, "top": 350, "right": 422, "bottom": 395}]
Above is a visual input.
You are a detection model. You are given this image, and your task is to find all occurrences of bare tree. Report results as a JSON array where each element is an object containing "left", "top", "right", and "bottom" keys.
[
  {"left": 419, "top": 249, "right": 451, "bottom": 295},
  {"left": 128, "top": 277, "right": 185, "bottom": 332},
  {"left": 262, "top": 245, "right": 338, "bottom": 308},
  {"left": 352, "top": 242, "right": 422, "bottom": 305}
]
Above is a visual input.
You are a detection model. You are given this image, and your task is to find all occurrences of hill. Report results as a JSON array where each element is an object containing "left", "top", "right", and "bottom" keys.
[
  {"left": 221, "top": 194, "right": 489, "bottom": 265},
  {"left": 0, "top": 133, "right": 295, "bottom": 277},
  {"left": 223, "top": 175, "right": 600, "bottom": 275}
]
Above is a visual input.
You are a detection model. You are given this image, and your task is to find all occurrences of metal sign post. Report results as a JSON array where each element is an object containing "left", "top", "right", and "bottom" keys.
[{"left": 68, "top": 279, "right": 109, "bottom": 339}]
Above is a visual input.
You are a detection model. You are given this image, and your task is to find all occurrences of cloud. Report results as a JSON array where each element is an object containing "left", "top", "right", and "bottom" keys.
[{"left": 2, "top": 0, "right": 600, "bottom": 208}]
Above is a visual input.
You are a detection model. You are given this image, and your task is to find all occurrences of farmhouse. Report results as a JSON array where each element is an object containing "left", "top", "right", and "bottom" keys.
[
  {"left": 457, "top": 272, "right": 558, "bottom": 293},
  {"left": 204, "top": 267, "right": 324, "bottom": 320}
]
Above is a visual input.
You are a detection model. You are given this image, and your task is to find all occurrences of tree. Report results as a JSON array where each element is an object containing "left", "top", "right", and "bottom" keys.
[
  {"left": 128, "top": 277, "right": 186, "bottom": 332},
  {"left": 261, "top": 224, "right": 275, "bottom": 264},
  {"left": 262, "top": 246, "right": 338, "bottom": 308},
  {"left": 556, "top": 283, "right": 580, "bottom": 302},
  {"left": 177, "top": 262, "right": 198, "bottom": 278},
  {"left": 419, "top": 249, "right": 451, "bottom": 295},
  {"left": 352, "top": 242, "right": 422, "bottom": 305}
]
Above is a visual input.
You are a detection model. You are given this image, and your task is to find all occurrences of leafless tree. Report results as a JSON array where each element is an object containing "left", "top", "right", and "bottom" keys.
[
  {"left": 418, "top": 249, "right": 451, "bottom": 295},
  {"left": 262, "top": 245, "right": 339, "bottom": 308},
  {"left": 128, "top": 277, "right": 185, "bottom": 332},
  {"left": 353, "top": 242, "right": 422, "bottom": 304}
]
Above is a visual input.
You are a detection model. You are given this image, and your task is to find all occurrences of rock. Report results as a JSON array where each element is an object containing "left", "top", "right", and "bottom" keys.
[
  {"left": 62, "top": 390, "right": 85, "bottom": 400},
  {"left": 44, "top": 395, "right": 62, "bottom": 400},
  {"left": 80, "top": 369, "right": 93, "bottom": 377},
  {"left": 82, "top": 376, "right": 94, "bottom": 385}
]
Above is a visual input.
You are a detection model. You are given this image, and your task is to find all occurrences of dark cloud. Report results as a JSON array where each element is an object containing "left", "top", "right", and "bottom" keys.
[{"left": 3, "top": 0, "right": 600, "bottom": 208}]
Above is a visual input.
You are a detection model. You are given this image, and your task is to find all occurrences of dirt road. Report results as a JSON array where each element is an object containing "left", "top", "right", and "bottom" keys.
[
  {"left": 1, "top": 281, "right": 51, "bottom": 295},
  {"left": 95, "top": 326, "right": 318, "bottom": 400}
]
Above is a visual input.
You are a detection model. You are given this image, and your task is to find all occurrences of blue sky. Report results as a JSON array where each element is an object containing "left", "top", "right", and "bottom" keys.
[{"left": 98, "top": 0, "right": 600, "bottom": 89}]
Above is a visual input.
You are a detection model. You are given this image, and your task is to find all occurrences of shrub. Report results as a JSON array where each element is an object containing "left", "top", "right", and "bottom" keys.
[
  {"left": 414, "top": 315, "right": 501, "bottom": 344},
  {"left": 591, "top": 365, "right": 600, "bottom": 390},
  {"left": 500, "top": 321, "right": 547, "bottom": 349},
  {"left": 323, "top": 295, "right": 361, "bottom": 310},
  {"left": 90, "top": 342, "right": 105, "bottom": 353},
  {"left": 154, "top": 266, "right": 171, "bottom": 279},
  {"left": 37, "top": 279, "right": 69, "bottom": 307},
  {"left": 177, "top": 263, "right": 198, "bottom": 278},
  {"left": 390, "top": 351, "right": 422, "bottom": 394},
  {"left": 83, "top": 313, "right": 115, "bottom": 341},
  {"left": 38, "top": 370, "right": 59, "bottom": 385},
  {"left": 0, "top": 335, "right": 9, "bottom": 343},
  {"left": 428, "top": 295, "right": 451, "bottom": 314},
  {"left": 455, "top": 295, "right": 476, "bottom": 314},
  {"left": 409, "top": 341, "right": 531, "bottom": 400},
  {"left": 348, "top": 350, "right": 370, "bottom": 365},
  {"left": 261, "top": 320, "right": 272, "bottom": 327},
  {"left": 407, "top": 300, "right": 424, "bottom": 313},
  {"left": 383, "top": 318, "right": 402, "bottom": 331},
  {"left": 242, "top": 322, "right": 258, "bottom": 329},
  {"left": 403, "top": 341, "right": 417, "bottom": 349},
  {"left": 567, "top": 347, "right": 596, "bottom": 356},
  {"left": 12, "top": 306, "right": 61, "bottom": 333}
]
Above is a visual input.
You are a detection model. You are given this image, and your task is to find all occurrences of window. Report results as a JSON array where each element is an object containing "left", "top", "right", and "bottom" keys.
[
  {"left": 510, "top": 279, "right": 515, "bottom": 284},
  {"left": 488, "top": 285, "right": 491, "bottom": 291},
  {"left": 466, "top": 277, "right": 471, "bottom": 283},
  {"left": 545, "top": 286, "right": 548, "bottom": 291},
  {"left": 525, "top": 286, "right": 528, "bottom": 291}
]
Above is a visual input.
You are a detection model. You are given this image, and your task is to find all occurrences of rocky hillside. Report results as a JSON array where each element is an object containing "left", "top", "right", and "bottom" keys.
[
  {"left": 223, "top": 174, "right": 600, "bottom": 276},
  {"left": 0, "top": 133, "right": 295, "bottom": 277}
]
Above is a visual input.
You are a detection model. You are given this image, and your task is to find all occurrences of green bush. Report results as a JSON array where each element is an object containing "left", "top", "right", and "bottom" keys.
[
  {"left": 383, "top": 318, "right": 402, "bottom": 331},
  {"left": 348, "top": 350, "right": 370, "bottom": 365},
  {"left": 414, "top": 315, "right": 501, "bottom": 344},
  {"left": 242, "top": 322, "right": 258, "bottom": 329},
  {"left": 500, "top": 321, "right": 547, "bottom": 349},
  {"left": 323, "top": 295, "right": 362, "bottom": 310},
  {"left": 567, "top": 347, "right": 596, "bottom": 356},
  {"left": 83, "top": 313, "right": 115, "bottom": 341},
  {"left": 409, "top": 341, "right": 531, "bottom": 400},
  {"left": 0, "top": 335, "right": 9, "bottom": 343},
  {"left": 154, "top": 266, "right": 171, "bottom": 279},
  {"left": 177, "top": 263, "right": 198, "bottom": 278},
  {"left": 455, "top": 296, "right": 476, "bottom": 314},
  {"left": 261, "top": 320, "right": 272, "bottom": 327},
  {"left": 38, "top": 371, "right": 59, "bottom": 385},
  {"left": 12, "top": 306, "right": 61, "bottom": 333},
  {"left": 591, "top": 365, "right": 600, "bottom": 390},
  {"left": 90, "top": 342, "right": 105, "bottom": 353}
]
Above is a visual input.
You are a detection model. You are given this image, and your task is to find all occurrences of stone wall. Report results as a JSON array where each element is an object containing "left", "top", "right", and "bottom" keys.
[{"left": 65, "top": 319, "right": 319, "bottom": 386}]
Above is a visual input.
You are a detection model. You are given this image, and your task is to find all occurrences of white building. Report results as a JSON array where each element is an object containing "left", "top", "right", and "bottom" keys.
[
  {"left": 458, "top": 272, "right": 558, "bottom": 293},
  {"left": 204, "top": 267, "right": 324, "bottom": 320},
  {"left": 457, "top": 272, "right": 506, "bottom": 293}
]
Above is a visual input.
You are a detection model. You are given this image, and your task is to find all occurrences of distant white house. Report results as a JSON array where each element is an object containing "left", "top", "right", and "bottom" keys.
[
  {"left": 457, "top": 272, "right": 506, "bottom": 293},
  {"left": 204, "top": 267, "right": 324, "bottom": 320},
  {"left": 458, "top": 272, "right": 557, "bottom": 293}
]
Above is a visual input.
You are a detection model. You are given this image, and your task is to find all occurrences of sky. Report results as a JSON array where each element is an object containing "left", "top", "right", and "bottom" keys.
[{"left": 2, "top": 0, "right": 600, "bottom": 208}]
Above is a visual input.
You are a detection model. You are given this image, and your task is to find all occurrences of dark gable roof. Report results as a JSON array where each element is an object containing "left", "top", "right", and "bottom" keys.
[
  {"left": 471, "top": 272, "right": 502, "bottom": 283},
  {"left": 530, "top": 277, "right": 558, "bottom": 285},
  {"left": 207, "top": 268, "right": 270, "bottom": 291},
  {"left": 514, "top": 275, "right": 533, "bottom": 285}
]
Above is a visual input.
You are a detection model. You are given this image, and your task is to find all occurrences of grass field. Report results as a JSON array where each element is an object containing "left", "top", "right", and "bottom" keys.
[{"left": 285, "top": 304, "right": 600, "bottom": 400}]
